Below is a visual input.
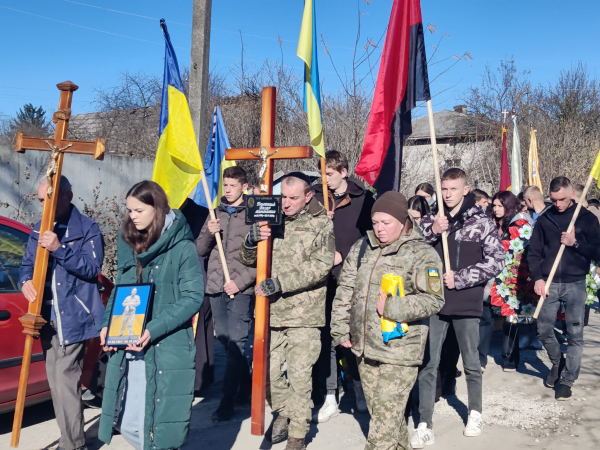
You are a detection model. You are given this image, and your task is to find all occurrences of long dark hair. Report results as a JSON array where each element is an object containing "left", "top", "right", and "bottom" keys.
[
  {"left": 492, "top": 190, "right": 519, "bottom": 233},
  {"left": 407, "top": 195, "right": 431, "bottom": 217},
  {"left": 415, "top": 182, "right": 435, "bottom": 197},
  {"left": 122, "top": 180, "right": 170, "bottom": 255}
]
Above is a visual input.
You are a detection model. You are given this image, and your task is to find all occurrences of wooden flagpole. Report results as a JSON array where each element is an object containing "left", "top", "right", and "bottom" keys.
[
  {"left": 533, "top": 173, "right": 594, "bottom": 319},
  {"left": 199, "top": 174, "right": 233, "bottom": 298},
  {"left": 320, "top": 157, "right": 330, "bottom": 211},
  {"left": 200, "top": 108, "right": 233, "bottom": 299},
  {"left": 426, "top": 100, "right": 451, "bottom": 272}
]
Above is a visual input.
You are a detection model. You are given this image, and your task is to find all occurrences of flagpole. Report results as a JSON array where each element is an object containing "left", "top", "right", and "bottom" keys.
[
  {"left": 533, "top": 173, "right": 594, "bottom": 319},
  {"left": 200, "top": 173, "right": 234, "bottom": 299},
  {"left": 320, "top": 157, "right": 330, "bottom": 211},
  {"left": 427, "top": 100, "right": 451, "bottom": 273}
]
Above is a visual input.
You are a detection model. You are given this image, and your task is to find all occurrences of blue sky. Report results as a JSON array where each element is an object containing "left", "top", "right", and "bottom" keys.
[{"left": 0, "top": 0, "right": 598, "bottom": 121}]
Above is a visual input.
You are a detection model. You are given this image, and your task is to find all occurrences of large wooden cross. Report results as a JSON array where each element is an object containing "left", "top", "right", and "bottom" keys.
[
  {"left": 11, "top": 81, "right": 105, "bottom": 448},
  {"left": 225, "top": 86, "right": 313, "bottom": 435}
]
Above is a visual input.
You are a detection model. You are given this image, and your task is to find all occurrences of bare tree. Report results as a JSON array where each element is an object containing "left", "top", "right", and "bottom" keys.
[{"left": 464, "top": 61, "right": 600, "bottom": 195}]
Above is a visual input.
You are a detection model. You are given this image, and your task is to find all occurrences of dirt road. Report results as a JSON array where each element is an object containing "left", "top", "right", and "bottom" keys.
[{"left": 2, "top": 312, "right": 599, "bottom": 450}]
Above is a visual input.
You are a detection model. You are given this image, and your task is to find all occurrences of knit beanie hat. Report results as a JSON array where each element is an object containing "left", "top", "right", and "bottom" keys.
[{"left": 371, "top": 191, "right": 409, "bottom": 224}]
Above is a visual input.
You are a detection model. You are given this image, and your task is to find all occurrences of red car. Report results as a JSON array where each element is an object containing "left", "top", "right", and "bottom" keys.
[{"left": 0, "top": 215, "right": 113, "bottom": 414}]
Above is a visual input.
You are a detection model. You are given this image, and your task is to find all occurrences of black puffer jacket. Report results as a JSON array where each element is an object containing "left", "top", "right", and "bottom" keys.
[{"left": 196, "top": 197, "right": 256, "bottom": 295}]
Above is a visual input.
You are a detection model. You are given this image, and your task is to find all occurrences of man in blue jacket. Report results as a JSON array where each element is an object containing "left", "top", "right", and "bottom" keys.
[{"left": 20, "top": 176, "right": 104, "bottom": 450}]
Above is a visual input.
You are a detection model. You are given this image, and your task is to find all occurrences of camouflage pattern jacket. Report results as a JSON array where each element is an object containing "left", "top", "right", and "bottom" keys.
[
  {"left": 239, "top": 198, "right": 335, "bottom": 328},
  {"left": 420, "top": 193, "right": 505, "bottom": 316},
  {"left": 331, "top": 219, "right": 445, "bottom": 366}
]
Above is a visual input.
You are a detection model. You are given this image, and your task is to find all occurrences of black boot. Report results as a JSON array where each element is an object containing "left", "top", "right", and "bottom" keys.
[
  {"left": 266, "top": 415, "right": 289, "bottom": 444},
  {"left": 545, "top": 356, "right": 566, "bottom": 388},
  {"left": 555, "top": 383, "right": 572, "bottom": 401},
  {"left": 211, "top": 396, "right": 235, "bottom": 422}
]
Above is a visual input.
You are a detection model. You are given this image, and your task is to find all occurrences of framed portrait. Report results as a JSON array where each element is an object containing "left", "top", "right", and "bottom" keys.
[{"left": 106, "top": 283, "right": 154, "bottom": 348}]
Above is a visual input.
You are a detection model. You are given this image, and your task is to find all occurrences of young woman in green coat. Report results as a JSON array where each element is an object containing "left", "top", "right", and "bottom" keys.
[{"left": 99, "top": 181, "right": 204, "bottom": 450}]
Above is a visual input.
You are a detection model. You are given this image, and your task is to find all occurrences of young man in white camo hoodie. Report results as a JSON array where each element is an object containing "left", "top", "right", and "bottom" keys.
[{"left": 412, "top": 168, "right": 505, "bottom": 448}]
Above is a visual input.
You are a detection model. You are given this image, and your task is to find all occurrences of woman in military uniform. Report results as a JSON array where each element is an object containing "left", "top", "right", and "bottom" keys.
[{"left": 331, "top": 191, "right": 445, "bottom": 450}]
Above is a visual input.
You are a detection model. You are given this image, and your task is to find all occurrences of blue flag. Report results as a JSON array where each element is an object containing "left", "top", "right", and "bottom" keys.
[{"left": 193, "top": 106, "right": 236, "bottom": 208}]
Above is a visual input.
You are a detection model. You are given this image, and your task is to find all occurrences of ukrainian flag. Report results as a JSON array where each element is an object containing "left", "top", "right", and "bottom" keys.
[
  {"left": 152, "top": 20, "right": 203, "bottom": 208},
  {"left": 297, "top": 0, "right": 325, "bottom": 157},
  {"left": 591, "top": 147, "right": 600, "bottom": 188},
  {"left": 193, "top": 106, "right": 236, "bottom": 208}
]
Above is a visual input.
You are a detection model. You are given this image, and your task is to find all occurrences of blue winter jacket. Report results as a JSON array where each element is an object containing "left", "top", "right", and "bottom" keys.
[{"left": 19, "top": 205, "right": 105, "bottom": 346}]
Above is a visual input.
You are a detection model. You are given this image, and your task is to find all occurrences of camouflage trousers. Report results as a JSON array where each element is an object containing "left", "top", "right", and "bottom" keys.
[
  {"left": 358, "top": 357, "right": 418, "bottom": 450},
  {"left": 267, "top": 327, "right": 321, "bottom": 439}
]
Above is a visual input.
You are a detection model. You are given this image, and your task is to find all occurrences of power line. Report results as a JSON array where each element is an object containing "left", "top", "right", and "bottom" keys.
[
  {"left": 0, "top": 6, "right": 182, "bottom": 48},
  {"left": 62, "top": 0, "right": 192, "bottom": 26},
  {"left": 60, "top": 0, "right": 355, "bottom": 50}
]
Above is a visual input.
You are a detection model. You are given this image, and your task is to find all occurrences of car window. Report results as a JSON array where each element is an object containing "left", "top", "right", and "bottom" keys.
[{"left": 0, "top": 224, "right": 30, "bottom": 293}]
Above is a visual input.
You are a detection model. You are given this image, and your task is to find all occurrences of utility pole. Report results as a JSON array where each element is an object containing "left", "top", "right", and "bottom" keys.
[{"left": 189, "top": 0, "right": 212, "bottom": 158}]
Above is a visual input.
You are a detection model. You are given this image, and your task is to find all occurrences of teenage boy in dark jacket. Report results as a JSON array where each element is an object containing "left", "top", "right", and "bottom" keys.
[
  {"left": 20, "top": 176, "right": 104, "bottom": 450},
  {"left": 412, "top": 169, "right": 505, "bottom": 448},
  {"left": 311, "top": 151, "right": 374, "bottom": 422},
  {"left": 528, "top": 176, "right": 600, "bottom": 400},
  {"left": 197, "top": 166, "right": 256, "bottom": 420}
]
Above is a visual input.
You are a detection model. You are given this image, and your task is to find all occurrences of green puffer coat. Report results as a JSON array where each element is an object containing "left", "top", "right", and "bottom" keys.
[
  {"left": 331, "top": 218, "right": 444, "bottom": 366},
  {"left": 98, "top": 210, "right": 204, "bottom": 450}
]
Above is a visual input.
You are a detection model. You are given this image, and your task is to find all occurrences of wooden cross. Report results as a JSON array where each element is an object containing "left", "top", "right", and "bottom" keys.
[
  {"left": 11, "top": 81, "right": 105, "bottom": 448},
  {"left": 225, "top": 86, "right": 313, "bottom": 436}
]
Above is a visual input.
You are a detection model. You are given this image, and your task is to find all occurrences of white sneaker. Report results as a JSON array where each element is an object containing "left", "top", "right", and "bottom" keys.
[
  {"left": 311, "top": 401, "right": 339, "bottom": 423},
  {"left": 411, "top": 422, "right": 435, "bottom": 448},
  {"left": 464, "top": 410, "right": 483, "bottom": 437},
  {"left": 353, "top": 381, "right": 368, "bottom": 413}
]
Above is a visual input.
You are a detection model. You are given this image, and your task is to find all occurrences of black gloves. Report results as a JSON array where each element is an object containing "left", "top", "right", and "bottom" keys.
[
  {"left": 259, "top": 278, "right": 282, "bottom": 296},
  {"left": 247, "top": 222, "right": 262, "bottom": 246}
]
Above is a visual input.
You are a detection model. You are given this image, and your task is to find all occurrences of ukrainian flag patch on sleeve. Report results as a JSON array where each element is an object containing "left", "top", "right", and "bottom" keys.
[{"left": 427, "top": 268, "right": 442, "bottom": 294}]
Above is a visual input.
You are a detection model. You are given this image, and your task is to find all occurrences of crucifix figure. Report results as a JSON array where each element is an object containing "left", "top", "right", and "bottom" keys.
[
  {"left": 249, "top": 146, "right": 280, "bottom": 192},
  {"left": 43, "top": 140, "right": 73, "bottom": 197},
  {"left": 11, "top": 81, "right": 105, "bottom": 448},
  {"left": 501, "top": 109, "right": 510, "bottom": 124},
  {"left": 225, "top": 87, "right": 313, "bottom": 435}
]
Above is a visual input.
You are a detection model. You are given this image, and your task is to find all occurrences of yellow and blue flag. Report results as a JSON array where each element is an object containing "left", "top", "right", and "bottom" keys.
[
  {"left": 193, "top": 106, "right": 236, "bottom": 208},
  {"left": 297, "top": 0, "right": 325, "bottom": 157},
  {"left": 152, "top": 20, "right": 203, "bottom": 208},
  {"left": 380, "top": 274, "right": 409, "bottom": 344}
]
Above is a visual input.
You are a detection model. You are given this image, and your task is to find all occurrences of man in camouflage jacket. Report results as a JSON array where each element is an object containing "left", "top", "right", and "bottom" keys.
[
  {"left": 239, "top": 173, "right": 335, "bottom": 450},
  {"left": 412, "top": 169, "right": 505, "bottom": 448},
  {"left": 331, "top": 191, "right": 444, "bottom": 450}
]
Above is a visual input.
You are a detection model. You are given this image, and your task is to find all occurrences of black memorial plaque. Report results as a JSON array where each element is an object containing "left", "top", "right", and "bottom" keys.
[{"left": 245, "top": 195, "right": 283, "bottom": 225}]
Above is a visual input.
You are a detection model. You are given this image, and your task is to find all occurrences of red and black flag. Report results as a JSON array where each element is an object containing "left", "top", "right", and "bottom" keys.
[{"left": 356, "top": 0, "right": 430, "bottom": 193}]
